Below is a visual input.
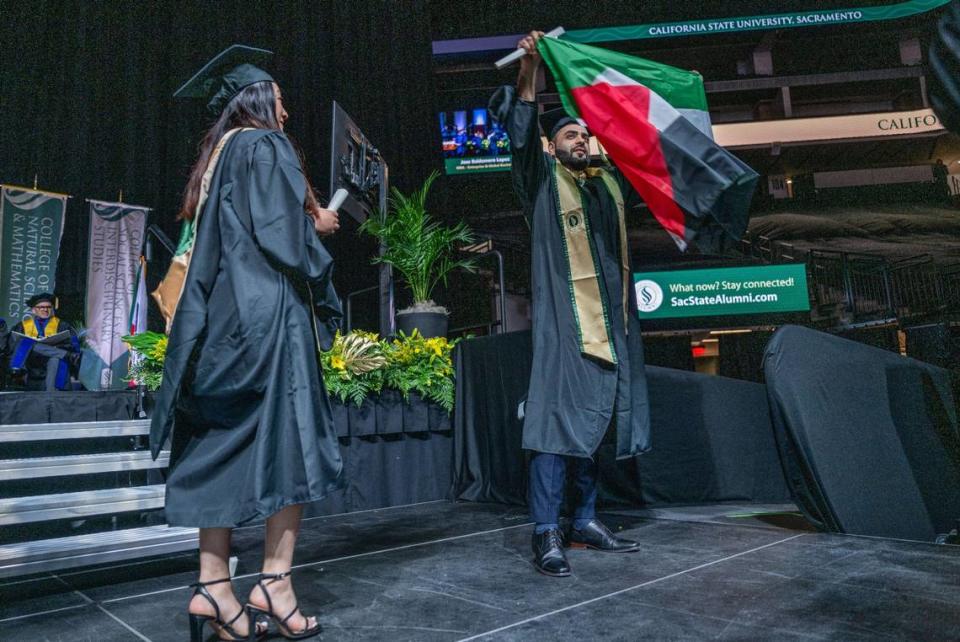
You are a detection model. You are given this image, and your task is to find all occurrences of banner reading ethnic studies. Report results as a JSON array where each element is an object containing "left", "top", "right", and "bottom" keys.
[
  {"left": 0, "top": 187, "right": 68, "bottom": 323},
  {"left": 634, "top": 264, "right": 810, "bottom": 319},
  {"left": 79, "top": 200, "right": 147, "bottom": 390}
]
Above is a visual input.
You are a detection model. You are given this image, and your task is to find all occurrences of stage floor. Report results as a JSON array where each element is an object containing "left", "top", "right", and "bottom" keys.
[{"left": 2, "top": 501, "right": 958, "bottom": 640}]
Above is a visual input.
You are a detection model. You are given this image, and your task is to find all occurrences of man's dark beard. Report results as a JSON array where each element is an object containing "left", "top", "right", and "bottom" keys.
[{"left": 556, "top": 147, "right": 589, "bottom": 171}]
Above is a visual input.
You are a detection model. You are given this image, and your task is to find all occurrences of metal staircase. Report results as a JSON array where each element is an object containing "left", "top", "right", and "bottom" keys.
[{"left": 0, "top": 417, "right": 197, "bottom": 579}]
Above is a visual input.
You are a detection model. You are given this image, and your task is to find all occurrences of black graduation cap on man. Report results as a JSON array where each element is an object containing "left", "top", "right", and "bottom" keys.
[
  {"left": 539, "top": 106, "right": 590, "bottom": 141},
  {"left": 26, "top": 293, "right": 56, "bottom": 308},
  {"left": 173, "top": 44, "right": 275, "bottom": 115}
]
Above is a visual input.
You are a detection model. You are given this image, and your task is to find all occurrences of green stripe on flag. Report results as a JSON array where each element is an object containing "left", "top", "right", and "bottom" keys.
[{"left": 537, "top": 36, "right": 707, "bottom": 117}]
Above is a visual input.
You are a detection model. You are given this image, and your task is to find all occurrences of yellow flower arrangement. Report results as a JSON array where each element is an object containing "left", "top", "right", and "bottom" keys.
[
  {"left": 122, "top": 331, "right": 168, "bottom": 391},
  {"left": 381, "top": 330, "right": 459, "bottom": 412},
  {"left": 318, "top": 329, "right": 461, "bottom": 412},
  {"left": 150, "top": 335, "right": 168, "bottom": 361},
  {"left": 124, "top": 326, "right": 463, "bottom": 412},
  {"left": 319, "top": 331, "right": 387, "bottom": 406}
]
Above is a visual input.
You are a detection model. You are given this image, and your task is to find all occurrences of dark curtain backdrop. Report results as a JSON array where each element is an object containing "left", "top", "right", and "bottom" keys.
[
  {"left": 453, "top": 332, "right": 792, "bottom": 508},
  {"left": 718, "top": 331, "right": 774, "bottom": 382},
  {"left": 0, "top": 0, "right": 438, "bottom": 327}
]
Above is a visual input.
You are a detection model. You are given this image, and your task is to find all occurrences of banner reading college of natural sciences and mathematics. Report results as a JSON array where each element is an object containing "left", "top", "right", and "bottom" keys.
[
  {"left": 0, "top": 186, "right": 68, "bottom": 323},
  {"left": 634, "top": 264, "right": 810, "bottom": 320},
  {"left": 80, "top": 200, "right": 147, "bottom": 390}
]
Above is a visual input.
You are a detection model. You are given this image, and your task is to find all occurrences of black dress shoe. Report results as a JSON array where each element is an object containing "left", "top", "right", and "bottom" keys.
[
  {"left": 532, "top": 528, "right": 571, "bottom": 577},
  {"left": 568, "top": 519, "right": 640, "bottom": 552}
]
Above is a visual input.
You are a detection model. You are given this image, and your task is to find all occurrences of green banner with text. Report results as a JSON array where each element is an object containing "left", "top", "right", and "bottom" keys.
[
  {"left": 0, "top": 187, "right": 68, "bottom": 323},
  {"left": 634, "top": 264, "right": 810, "bottom": 319},
  {"left": 568, "top": 0, "right": 950, "bottom": 44}
]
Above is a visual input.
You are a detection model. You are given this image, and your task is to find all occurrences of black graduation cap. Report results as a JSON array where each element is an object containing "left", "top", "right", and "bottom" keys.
[
  {"left": 26, "top": 292, "right": 56, "bottom": 307},
  {"left": 540, "top": 107, "right": 589, "bottom": 140},
  {"left": 173, "top": 44, "right": 275, "bottom": 115}
]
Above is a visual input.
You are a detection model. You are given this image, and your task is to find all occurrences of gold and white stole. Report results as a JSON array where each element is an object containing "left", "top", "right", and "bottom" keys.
[{"left": 552, "top": 161, "right": 629, "bottom": 365}]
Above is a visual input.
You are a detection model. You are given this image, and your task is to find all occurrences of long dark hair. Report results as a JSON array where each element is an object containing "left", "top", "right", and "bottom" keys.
[{"left": 179, "top": 81, "right": 319, "bottom": 220}]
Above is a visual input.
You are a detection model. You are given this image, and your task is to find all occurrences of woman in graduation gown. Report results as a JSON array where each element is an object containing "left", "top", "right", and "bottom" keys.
[{"left": 150, "top": 46, "right": 340, "bottom": 641}]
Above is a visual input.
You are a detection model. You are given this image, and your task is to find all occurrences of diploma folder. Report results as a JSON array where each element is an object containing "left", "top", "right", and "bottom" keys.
[{"left": 12, "top": 330, "right": 73, "bottom": 346}]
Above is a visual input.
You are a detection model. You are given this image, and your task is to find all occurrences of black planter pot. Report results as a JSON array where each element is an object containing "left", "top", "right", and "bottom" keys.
[
  {"left": 396, "top": 310, "right": 448, "bottom": 339},
  {"left": 348, "top": 397, "right": 377, "bottom": 437},
  {"left": 402, "top": 391, "right": 430, "bottom": 433},
  {"left": 376, "top": 389, "right": 404, "bottom": 434},
  {"left": 330, "top": 398, "right": 349, "bottom": 437}
]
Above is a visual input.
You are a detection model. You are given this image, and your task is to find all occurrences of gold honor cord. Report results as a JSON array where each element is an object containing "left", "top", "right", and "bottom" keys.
[{"left": 553, "top": 162, "right": 626, "bottom": 365}]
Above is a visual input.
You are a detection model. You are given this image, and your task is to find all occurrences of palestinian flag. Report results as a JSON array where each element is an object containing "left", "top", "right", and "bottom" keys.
[
  {"left": 129, "top": 256, "right": 148, "bottom": 335},
  {"left": 537, "top": 36, "right": 758, "bottom": 253}
]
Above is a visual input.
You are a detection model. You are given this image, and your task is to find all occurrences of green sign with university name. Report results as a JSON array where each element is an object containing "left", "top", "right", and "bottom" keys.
[
  {"left": 634, "top": 264, "right": 810, "bottom": 320},
  {"left": 567, "top": 0, "right": 951, "bottom": 44}
]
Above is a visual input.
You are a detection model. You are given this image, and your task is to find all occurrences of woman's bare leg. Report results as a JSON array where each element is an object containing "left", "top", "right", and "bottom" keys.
[
  {"left": 189, "top": 528, "right": 253, "bottom": 637},
  {"left": 249, "top": 504, "right": 316, "bottom": 633}
]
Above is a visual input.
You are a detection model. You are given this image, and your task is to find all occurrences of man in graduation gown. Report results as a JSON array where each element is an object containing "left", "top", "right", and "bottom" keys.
[
  {"left": 9, "top": 293, "right": 81, "bottom": 391},
  {"left": 489, "top": 31, "right": 651, "bottom": 577}
]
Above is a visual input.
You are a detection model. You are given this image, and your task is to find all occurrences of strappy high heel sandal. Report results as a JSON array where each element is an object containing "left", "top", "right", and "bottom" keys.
[
  {"left": 188, "top": 577, "right": 262, "bottom": 642},
  {"left": 247, "top": 571, "right": 322, "bottom": 640}
]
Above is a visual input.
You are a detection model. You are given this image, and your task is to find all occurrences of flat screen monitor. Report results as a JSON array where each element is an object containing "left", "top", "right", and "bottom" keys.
[
  {"left": 440, "top": 107, "right": 511, "bottom": 175},
  {"left": 329, "top": 101, "right": 387, "bottom": 223}
]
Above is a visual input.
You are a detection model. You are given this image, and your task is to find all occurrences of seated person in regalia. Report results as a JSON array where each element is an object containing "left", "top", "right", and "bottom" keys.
[{"left": 9, "top": 293, "right": 81, "bottom": 391}]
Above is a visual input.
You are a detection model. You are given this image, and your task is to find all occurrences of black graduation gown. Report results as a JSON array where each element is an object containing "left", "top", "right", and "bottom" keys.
[
  {"left": 150, "top": 129, "right": 344, "bottom": 528},
  {"left": 490, "top": 86, "right": 651, "bottom": 460}
]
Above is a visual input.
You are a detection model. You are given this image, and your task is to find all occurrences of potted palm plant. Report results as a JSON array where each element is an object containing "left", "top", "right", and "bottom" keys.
[{"left": 359, "top": 171, "right": 476, "bottom": 338}]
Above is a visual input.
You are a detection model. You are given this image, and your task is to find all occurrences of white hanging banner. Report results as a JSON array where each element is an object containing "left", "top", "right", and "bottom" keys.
[{"left": 80, "top": 200, "right": 148, "bottom": 390}]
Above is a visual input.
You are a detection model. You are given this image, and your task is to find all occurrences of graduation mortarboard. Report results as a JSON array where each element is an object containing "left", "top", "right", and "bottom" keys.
[
  {"left": 540, "top": 107, "right": 589, "bottom": 140},
  {"left": 173, "top": 44, "right": 275, "bottom": 115},
  {"left": 26, "top": 292, "right": 56, "bottom": 307}
]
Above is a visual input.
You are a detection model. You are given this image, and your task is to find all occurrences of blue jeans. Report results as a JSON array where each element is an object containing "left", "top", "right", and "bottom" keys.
[{"left": 528, "top": 452, "right": 598, "bottom": 528}]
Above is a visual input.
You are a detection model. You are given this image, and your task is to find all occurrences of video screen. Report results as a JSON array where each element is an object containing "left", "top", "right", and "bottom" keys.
[{"left": 440, "top": 108, "right": 511, "bottom": 175}]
